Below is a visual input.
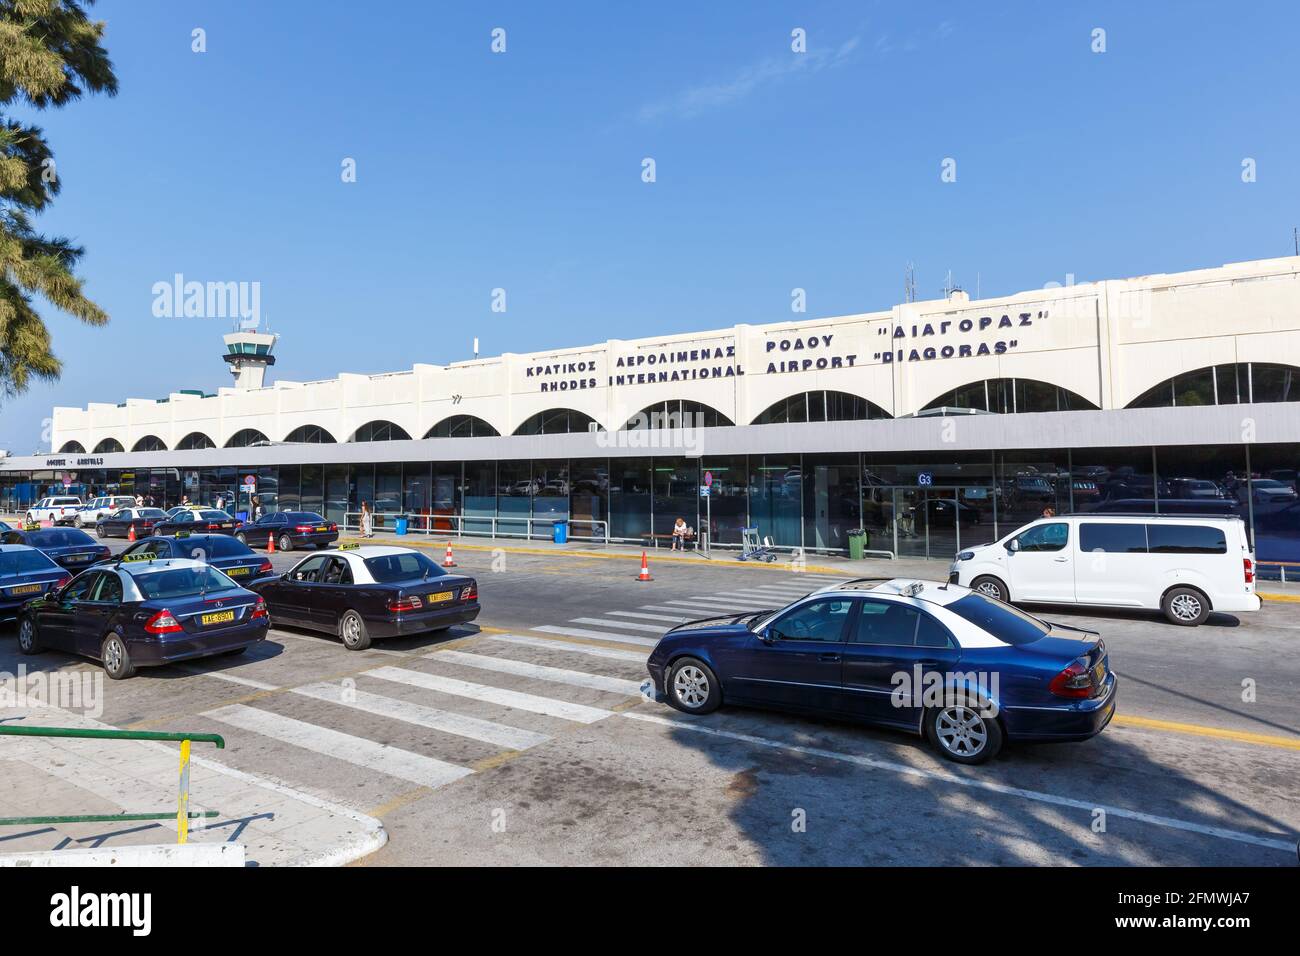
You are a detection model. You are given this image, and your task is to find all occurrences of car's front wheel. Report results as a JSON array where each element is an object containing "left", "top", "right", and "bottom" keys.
[
  {"left": 970, "top": 575, "right": 1009, "bottom": 603},
  {"left": 666, "top": 657, "right": 721, "bottom": 714},
  {"left": 101, "top": 631, "right": 136, "bottom": 680},
  {"left": 339, "top": 610, "right": 371, "bottom": 650},
  {"left": 96, "top": 523, "right": 107, "bottom": 539},
  {"left": 17, "top": 616, "right": 42, "bottom": 655},
  {"left": 925, "top": 704, "right": 1003, "bottom": 764},
  {"left": 234, "top": 532, "right": 247, "bottom": 545},
  {"left": 1162, "top": 586, "right": 1210, "bottom": 626}
]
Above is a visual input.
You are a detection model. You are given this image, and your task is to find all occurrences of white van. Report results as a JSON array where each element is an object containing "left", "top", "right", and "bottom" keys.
[{"left": 947, "top": 514, "right": 1260, "bottom": 625}]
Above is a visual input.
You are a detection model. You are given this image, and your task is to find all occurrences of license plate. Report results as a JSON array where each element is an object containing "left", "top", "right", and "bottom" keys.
[
  {"left": 201, "top": 610, "right": 236, "bottom": 626},
  {"left": 315, "top": 526, "right": 327, "bottom": 532},
  {"left": 225, "top": 566, "right": 250, "bottom": 576},
  {"left": 73, "top": 553, "right": 93, "bottom": 561},
  {"left": 222, "top": 523, "right": 233, "bottom": 529},
  {"left": 9, "top": 584, "right": 41, "bottom": 595},
  {"left": 429, "top": 590, "right": 454, "bottom": 604}
]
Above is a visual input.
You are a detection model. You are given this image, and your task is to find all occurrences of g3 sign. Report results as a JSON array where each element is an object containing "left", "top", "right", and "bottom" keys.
[{"left": 917, "top": 472, "right": 934, "bottom": 487}]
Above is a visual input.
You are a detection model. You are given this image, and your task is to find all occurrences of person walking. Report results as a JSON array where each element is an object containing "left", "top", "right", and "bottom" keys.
[{"left": 361, "top": 500, "right": 374, "bottom": 539}]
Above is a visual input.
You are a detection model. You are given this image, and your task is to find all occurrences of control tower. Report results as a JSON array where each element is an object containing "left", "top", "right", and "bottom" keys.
[{"left": 222, "top": 329, "right": 278, "bottom": 390}]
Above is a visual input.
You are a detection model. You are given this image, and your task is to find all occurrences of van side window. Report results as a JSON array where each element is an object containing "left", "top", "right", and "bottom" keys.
[
  {"left": 1080, "top": 523, "right": 1147, "bottom": 553},
  {"left": 1015, "top": 522, "right": 1069, "bottom": 552},
  {"left": 1147, "top": 524, "right": 1227, "bottom": 554}
]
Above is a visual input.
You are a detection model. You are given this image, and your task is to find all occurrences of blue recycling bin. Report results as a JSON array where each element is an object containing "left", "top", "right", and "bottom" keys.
[
  {"left": 552, "top": 520, "right": 568, "bottom": 544},
  {"left": 395, "top": 516, "right": 409, "bottom": 536}
]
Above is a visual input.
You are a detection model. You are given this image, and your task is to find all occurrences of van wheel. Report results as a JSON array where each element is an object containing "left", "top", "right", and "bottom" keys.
[
  {"left": 970, "top": 576, "right": 1009, "bottom": 603},
  {"left": 339, "top": 611, "right": 371, "bottom": 650},
  {"left": 1162, "top": 587, "right": 1209, "bottom": 626}
]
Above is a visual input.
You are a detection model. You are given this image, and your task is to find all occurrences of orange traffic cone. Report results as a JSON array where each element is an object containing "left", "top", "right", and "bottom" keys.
[
  {"left": 443, "top": 542, "right": 457, "bottom": 567},
  {"left": 636, "top": 551, "right": 653, "bottom": 582},
  {"left": 267, "top": 532, "right": 275, "bottom": 553},
  {"left": 127, "top": 523, "right": 136, "bottom": 542}
]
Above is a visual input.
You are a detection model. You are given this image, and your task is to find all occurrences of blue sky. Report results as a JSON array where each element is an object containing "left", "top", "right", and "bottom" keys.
[{"left": 3, "top": 0, "right": 1298, "bottom": 452}]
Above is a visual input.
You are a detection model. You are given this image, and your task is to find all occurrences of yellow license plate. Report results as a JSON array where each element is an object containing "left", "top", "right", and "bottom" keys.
[
  {"left": 315, "top": 526, "right": 327, "bottom": 532},
  {"left": 201, "top": 610, "right": 236, "bottom": 626},
  {"left": 429, "top": 590, "right": 454, "bottom": 604},
  {"left": 225, "top": 566, "right": 250, "bottom": 576},
  {"left": 9, "top": 584, "right": 41, "bottom": 595}
]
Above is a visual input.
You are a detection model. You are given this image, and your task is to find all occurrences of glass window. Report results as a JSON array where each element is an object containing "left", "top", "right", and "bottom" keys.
[
  {"left": 1079, "top": 522, "right": 1147, "bottom": 553},
  {"left": 852, "top": 600, "right": 952, "bottom": 647},
  {"left": 1146, "top": 524, "right": 1227, "bottom": 554},
  {"left": 1014, "top": 522, "right": 1069, "bottom": 552},
  {"left": 0, "top": 549, "right": 57, "bottom": 575},
  {"left": 92, "top": 573, "right": 123, "bottom": 603},
  {"left": 290, "top": 555, "right": 329, "bottom": 582},
  {"left": 609, "top": 457, "right": 652, "bottom": 541},
  {"left": 364, "top": 551, "right": 445, "bottom": 582},
  {"left": 769, "top": 598, "right": 852, "bottom": 642},
  {"left": 946, "top": 594, "right": 1051, "bottom": 645},
  {"left": 63, "top": 572, "right": 99, "bottom": 601},
  {"left": 131, "top": 566, "right": 239, "bottom": 598}
]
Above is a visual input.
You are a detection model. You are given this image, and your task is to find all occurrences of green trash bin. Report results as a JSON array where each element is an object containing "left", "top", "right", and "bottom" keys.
[{"left": 848, "top": 529, "right": 866, "bottom": 560}]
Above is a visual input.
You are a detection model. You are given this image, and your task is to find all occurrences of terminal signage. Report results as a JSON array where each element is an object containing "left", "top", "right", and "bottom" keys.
[{"left": 43, "top": 457, "right": 104, "bottom": 467}]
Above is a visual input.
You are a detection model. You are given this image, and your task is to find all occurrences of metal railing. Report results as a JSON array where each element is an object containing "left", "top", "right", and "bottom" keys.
[
  {"left": 344, "top": 512, "right": 611, "bottom": 544},
  {"left": 0, "top": 725, "right": 225, "bottom": 845}
]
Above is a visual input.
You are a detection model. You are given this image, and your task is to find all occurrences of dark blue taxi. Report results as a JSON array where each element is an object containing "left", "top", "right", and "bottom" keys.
[
  {"left": 2, "top": 526, "right": 111, "bottom": 571},
  {"left": 100, "top": 534, "right": 274, "bottom": 584},
  {"left": 17, "top": 557, "right": 270, "bottom": 679},
  {"left": 0, "top": 544, "right": 71, "bottom": 622}
]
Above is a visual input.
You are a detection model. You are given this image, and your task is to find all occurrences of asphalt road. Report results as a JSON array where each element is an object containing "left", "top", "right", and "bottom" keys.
[{"left": 3, "top": 540, "right": 1297, "bottom": 866}]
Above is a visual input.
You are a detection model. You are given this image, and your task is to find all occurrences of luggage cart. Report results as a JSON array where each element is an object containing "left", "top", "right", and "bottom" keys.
[{"left": 739, "top": 526, "right": 778, "bottom": 562}]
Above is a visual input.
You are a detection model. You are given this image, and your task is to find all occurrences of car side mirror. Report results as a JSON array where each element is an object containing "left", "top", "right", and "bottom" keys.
[
  {"left": 279, "top": 572, "right": 289, "bottom": 582},
  {"left": 757, "top": 627, "right": 776, "bottom": 644},
  {"left": 1006, "top": 538, "right": 1020, "bottom": 553}
]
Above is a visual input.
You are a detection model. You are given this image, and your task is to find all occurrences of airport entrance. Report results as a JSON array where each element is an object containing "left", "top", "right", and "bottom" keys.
[{"left": 863, "top": 484, "right": 997, "bottom": 560}]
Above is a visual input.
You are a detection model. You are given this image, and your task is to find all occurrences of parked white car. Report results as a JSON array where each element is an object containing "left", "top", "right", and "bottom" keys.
[
  {"left": 74, "top": 496, "right": 138, "bottom": 528},
  {"left": 948, "top": 514, "right": 1260, "bottom": 625},
  {"left": 24, "top": 496, "right": 85, "bottom": 527}
]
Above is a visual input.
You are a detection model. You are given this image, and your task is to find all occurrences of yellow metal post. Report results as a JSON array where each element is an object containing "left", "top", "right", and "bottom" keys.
[{"left": 177, "top": 738, "right": 191, "bottom": 844}]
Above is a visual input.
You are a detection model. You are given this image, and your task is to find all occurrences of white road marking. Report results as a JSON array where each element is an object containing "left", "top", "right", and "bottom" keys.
[
  {"left": 621, "top": 712, "right": 1299, "bottom": 855},
  {"left": 430, "top": 650, "right": 643, "bottom": 697},
  {"left": 203, "top": 703, "right": 474, "bottom": 788},
  {"left": 292, "top": 682, "right": 549, "bottom": 750},
  {"left": 172, "top": 664, "right": 279, "bottom": 691},
  {"left": 638, "top": 604, "right": 726, "bottom": 616},
  {"left": 488, "top": 633, "right": 647, "bottom": 663},
  {"left": 533, "top": 624, "right": 659, "bottom": 647},
  {"left": 570, "top": 617, "right": 667, "bottom": 634},
  {"left": 711, "top": 590, "right": 799, "bottom": 602},
  {"left": 366, "top": 666, "right": 613, "bottom": 723},
  {"left": 609, "top": 611, "right": 688, "bottom": 623},
  {"left": 271, "top": 629, "right": 411, "bottom": 657},
  {"left": 666, "top": 599, "right": 763, "bottom": 611}
]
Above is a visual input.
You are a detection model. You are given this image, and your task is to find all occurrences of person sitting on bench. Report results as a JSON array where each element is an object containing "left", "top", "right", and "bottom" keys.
[{"left": 671, "top": 517, "right": 692, "bottom": 551}]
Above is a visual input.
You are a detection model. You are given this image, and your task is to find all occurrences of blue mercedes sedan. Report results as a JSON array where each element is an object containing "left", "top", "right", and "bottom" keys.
[{"left": 645, "top": 578, "right": 1116, "bottom": 764}]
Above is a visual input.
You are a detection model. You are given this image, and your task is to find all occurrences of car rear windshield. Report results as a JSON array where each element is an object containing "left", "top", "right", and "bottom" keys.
[
  {"left": 26, "top": 529, "right": 96, "bottom": 547},
  {"left": 197, "top": 510, "right": 233, "bottom": 521},
  {"left": 0, "top": 550, "right": 58, "bottom": 576},
  {"left": 285, "top": 512, "right": 327, "bottom": 524},
  {"left": 364, "top": 552, "right": 444, "bottom": 583},
  {"left": 137, "top": 509, "right": 166, "bottom": 518},
  {"left": 946, "top": 594, "right": 1050, "bottom": 646},
  {"left": 199, "top": 536, "right": 253, "bottom": 558},
  {"left": 132, "top": 566, "right": 239, "bottom": 599}
]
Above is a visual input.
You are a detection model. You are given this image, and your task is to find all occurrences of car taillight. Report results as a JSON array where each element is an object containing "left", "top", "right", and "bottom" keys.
[
  {"left": 251, "top": 598, "right": 268, "bottom": 619},
  {"left": 1244, "top": 558, "right": 1254, "bottom": 585},
  {"left": 387, "top": 595, "right": 423, "bottom": 613},
  {"left": 145, "top": 609, "right": 183, "bottom": 634},
  {"left": 295, "top": 524, "right": 314, "bottom": 533},
  {"left": 329, "top": 523, "right": 337, "bottom": 531},
  {"left": 53, "top": 575, "right": 71, "bottom": 590},
  {"left": 143, "top": 521, "right": 153, "bottom": 528},
  {"left": 99, "top": 547, "right": 111, "bottom": 558},
  {"left": 258, "top": 560, "right": 273, "bottom": 574},
  {"left": 1048, "top": 656, "right": 1095, "bottom": 699},
  {"left": 207, "top": 523, "right": 222, "bottom": 530},
  {"left": 460, "top": 583, "right": 477, "bottom": 602}
]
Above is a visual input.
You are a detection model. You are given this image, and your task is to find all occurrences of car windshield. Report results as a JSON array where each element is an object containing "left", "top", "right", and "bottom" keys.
[
  {"left": 26, "top": 529, "right": 96, "bottom": 547},
  {"left": 945, "top": 593, "right": 1051, "bottom": 646},
  {"left": 132, "top": 566, "right": 239, "bottom": 599},
  {"left": 0, "top": 550, "right": 58, "bottom": 576},
  {"left": 364, "top": 552, "right": 444, "bottom": 583}
]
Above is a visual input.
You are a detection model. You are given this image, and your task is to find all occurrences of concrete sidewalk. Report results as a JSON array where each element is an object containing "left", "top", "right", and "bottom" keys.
[{"left": 0, "top": 706, "right": 385, "bottom": 866}]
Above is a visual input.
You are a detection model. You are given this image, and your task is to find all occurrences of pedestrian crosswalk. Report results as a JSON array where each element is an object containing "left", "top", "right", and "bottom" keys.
[{"left": 187, "top": 570, "right": 852, "bottom": 818}]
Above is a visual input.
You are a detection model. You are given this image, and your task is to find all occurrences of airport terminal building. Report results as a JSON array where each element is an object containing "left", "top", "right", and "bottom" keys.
[{"left": 3, "top": 255, "right": 1300, "bottom": 563}]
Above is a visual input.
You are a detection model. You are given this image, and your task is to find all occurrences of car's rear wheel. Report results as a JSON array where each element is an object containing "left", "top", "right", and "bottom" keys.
[
  {"left": 925, "top": 704, "right": 1003, "bottom": 764},
  {"left": 17, "top": 616, "right": 41, "bottom": 654},
  {"left": 1162, "top": 586, "right": 1209, "bottom": 626},
  {"left": 970, "top": 575, "right": 1008, "bottom": 603},
  {"left": 73, "top": 515, "right": 83, "bottom": 529},
  {"left": 339, "top": 610, "right": 371, "bottom": 650},
  {"left": 101, "top": 632, "right": 136, "bottom": 680},
  {"left": 278, "top": 533, "right": 293, "bottom": 553},
  {"left": 96, "top": 523, "right": 106, "bottom": 539},
  {"left": 234, "top": 531, "right": 247, "bottom": 545},
  {"left": 667, "top": 657, "right": 721, "bottom": 714}
]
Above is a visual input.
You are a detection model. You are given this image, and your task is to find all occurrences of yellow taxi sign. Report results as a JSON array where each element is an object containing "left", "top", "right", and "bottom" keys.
[
  {"left": 175, "top": 531, "right": 191, "bottom": 538},
  {"left": 337, "top": 542, "right": 360, "bottom": 551},
  {"left": 121, "top": 551, "right": 155, "bottom": 563}
]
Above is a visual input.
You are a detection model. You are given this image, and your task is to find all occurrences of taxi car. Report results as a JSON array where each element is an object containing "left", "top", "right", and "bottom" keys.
[
  {"left": 249, "top": 544, "right": 478, "bottom": 650},
  {"left": 95, "top": 507, "right": 168, "bottom": 539},
  {"left": 0, "top": 544, "right": 71, "bottom": 622},
  {"left": 104, "top": 533, "right": 273, "bottom": 583},
  {"left": 151, "top": 508, "right": 241, "bottom": 538},
  {"left": 238, "top": 511, "right": 338, "bottom": 551},
  {"left": 645, "top": 578, "right": 1116, "bottom": 765},
  {"left": 1, "top": 525, "right": 111, "bottom": 571},
  {"left": 17, "top": 556, "right": 270, "bottom": 679}
]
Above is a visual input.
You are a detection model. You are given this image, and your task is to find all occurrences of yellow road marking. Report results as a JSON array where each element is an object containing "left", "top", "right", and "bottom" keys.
[
  {"left": 1258, "top": 591, "right": 1300, "bottom": 603},
  {"left": 1113, "top": 713, "right": 1300, "bottom": 751},
  {"left": 366, "top": 786, "right": 434, "bottom": 818}
]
